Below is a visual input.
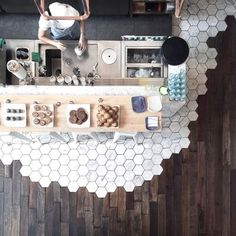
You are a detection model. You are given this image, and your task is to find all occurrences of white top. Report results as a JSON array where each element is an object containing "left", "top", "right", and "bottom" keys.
[{"left": 39, "top": 3, "right": 80, "bottom": 30}]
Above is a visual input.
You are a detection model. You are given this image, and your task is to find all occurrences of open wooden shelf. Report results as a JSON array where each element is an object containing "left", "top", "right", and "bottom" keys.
[{"left": 130, "top": 0, "right": 175, "bottom": 16}]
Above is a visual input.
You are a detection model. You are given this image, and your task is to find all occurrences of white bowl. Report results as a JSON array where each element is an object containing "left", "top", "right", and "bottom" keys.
[{"left": 147, "top": 96, "right": 162, "bottom": 112}]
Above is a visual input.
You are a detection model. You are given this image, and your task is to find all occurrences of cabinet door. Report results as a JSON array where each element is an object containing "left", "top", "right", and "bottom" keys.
[
  {"left": 1, "top": 0, "right": 37, "bottom": 13},
  {"left": 90, "top": 0, "right": 129, "bottom": 15}
]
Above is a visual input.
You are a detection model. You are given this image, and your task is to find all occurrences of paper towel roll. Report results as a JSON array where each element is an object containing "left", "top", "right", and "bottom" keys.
[{"left": 7, "top": 60, "right": 27, "bottom": 80}]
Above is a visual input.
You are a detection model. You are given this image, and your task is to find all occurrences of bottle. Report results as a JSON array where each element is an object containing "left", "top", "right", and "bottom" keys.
[{"left": 7, "top": 60, "right": 27, "bottom": 80}]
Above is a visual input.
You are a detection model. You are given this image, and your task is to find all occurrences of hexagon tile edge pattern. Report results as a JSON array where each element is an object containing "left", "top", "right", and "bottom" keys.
[{"left": 0, "top": 0, "right": 235, "bottom": 197}]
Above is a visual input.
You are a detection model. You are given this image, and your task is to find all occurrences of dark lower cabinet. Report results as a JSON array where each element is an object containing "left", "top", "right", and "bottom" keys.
[
  {"left": 0, "top": 47, "right": 6, "bottom": 85},
  {"left": 0, "top": 0, "right": 129, "bottom": 15}
]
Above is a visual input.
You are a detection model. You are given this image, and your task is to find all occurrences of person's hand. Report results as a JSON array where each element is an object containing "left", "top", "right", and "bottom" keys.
[
  {"left": 54, "top": 41, "right": 66, "bottom": 51},
  {"left": 78, "top": 35, "right": 87, "bottom": 51},
  {"left": 79, "top": 12, "right": 90, "bottom": 21}
]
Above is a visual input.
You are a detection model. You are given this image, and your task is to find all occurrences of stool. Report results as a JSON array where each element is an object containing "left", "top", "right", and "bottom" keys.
[
  {"left": 71, "top": 132, "right": 98, "bottom": 143},
  {"left": 0, "top": 131, "right": 31, "bottom": 143},
  {"left": 31, "top": 132, "right": 68, "bottom": 144},
  {"left": 112, "top": 132, "right": 138, "bottom": 144}
]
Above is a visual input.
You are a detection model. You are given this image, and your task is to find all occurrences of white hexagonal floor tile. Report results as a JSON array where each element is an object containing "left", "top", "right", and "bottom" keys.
[
  {"left": 68, "top": 182, "right": 79, "bottom": 192},
  {"left": 105, "top": 182, "right": 116, "bottom": 193},
  {"left": 105, "top": 171, "right": 116, "bottom": 182},
  {"left": 1, "top": 154, "right": 13, "bottom": 165},
  {"left": 152, "top": 155, "right": 163, "bottom": 165},
  {"left": 143, "top": 170, "right": 154, "bottom": 181},
  {"left": 30, "top": 150, "right": 41, "bottom": 160},
  {"left": 29, "top": 172, "right": 41, "bottom": 182},
  {"left": 20, "top": 144, "right": 31, "bottom": 155},
  {"left": 58, "top": 165, "right": 70, "bottom": 176},
  {"left": 115, "top": 165, "right": 125, "bottom": 176},
  {"left": 40, "top": 166, "right": 51, "bottom": 177},
  {"left": 87, "top": 150, "right": 98, "bottom": 160},
  {"left": 161, "top": 149, "right": 172, "bottom": 160},
  {"left": 49, "top": 171, "right": 60, "bottom": 181},
  {"left": 77, "top": 176, "right": 88, "bottom": 187},
  {"left": 152, "top": 165, "right": 163, "bottom": 175},
  {"left": 39, "top": 177, "right": 51, "bottom": 188},
  {"left": 68, "top": 160, "right": 80, "bottom": 171},
  {"left": 106, "top": 160, "right": 116, "bottom": 171},
  {"left": 49, "top": 160, "right": 60, "bottom": 171},
  {"left": 180, "top": 138, "right": 191, "bottom": 148},
  {"left": 115, "top": 176, "right": 126, "bottom": 187},
  {"left": 20, "top": 166, "right": 31, "bottom": 176},
  {"left": 78, "top": 154, "right": 89, "bottom": 165},
  {"left": 124, "top": 149, "right": 135, "bottom": 159},
  {"left": 123, "top": 181, "right": 135, "bottom": 192},
  {"left": 133, "top": 145, "right": 144, "bottom": 154},
  {"left": 96, "top": 187, "right": 107, "bottom": 198},
  {"left": 58, "top": 176, "right": 70, "bottom": 187},
  {"left": 20, "top": 155, "right": 31, "bottom": 166},
  {"left": 68, "top": 171, "right": 79, "bottom": 182},
  {"left": 40, "top": 155, "right": 51, "bottom": 165},
  {"left": 87, "top": 182, "right": 98, "bottom": 193},
  {"left": 30, "top": 160, "right": 41, "bottom": 171},
  {"left": 87, "top": 160, "right": 98, "bottom": 171},
  {"left": 115, "top": 155, "right": 126, "bottom": 165},
  {"left": 115, "top": 144, "right": 126, "bottom": 155}
]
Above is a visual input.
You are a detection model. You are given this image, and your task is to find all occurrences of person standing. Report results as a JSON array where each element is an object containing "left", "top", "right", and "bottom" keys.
[{"left": 38, "top": 1, "right": 90, "bottom": 51}]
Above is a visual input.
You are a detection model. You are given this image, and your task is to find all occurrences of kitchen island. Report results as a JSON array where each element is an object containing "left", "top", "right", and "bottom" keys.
[{"left": 1, "top": 38, "right": 186, "bottom": 132}]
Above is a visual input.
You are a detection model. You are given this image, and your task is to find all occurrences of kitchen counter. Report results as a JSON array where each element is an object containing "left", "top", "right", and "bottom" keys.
[
  {"left": 2, "top": 39, "right": 186, "bottom": 123},
  {"left": 0, "top": 84, "right": 185, "bottom": 120}
]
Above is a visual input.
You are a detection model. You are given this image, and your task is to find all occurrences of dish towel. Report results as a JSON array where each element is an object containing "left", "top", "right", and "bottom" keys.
[{"left": 0, "top": 38, "right": 5, "bottom": 48}]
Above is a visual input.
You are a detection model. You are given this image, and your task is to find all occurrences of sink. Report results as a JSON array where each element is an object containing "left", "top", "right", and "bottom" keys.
[
  {"left": 36, "top": 40, "right": 122, "bottom": 80},
  {"left": 45, "top": 49, "right": 61, "bottom": 76},
  {"left": 37, "top": 41, "right": 98, "bottom": 77}
]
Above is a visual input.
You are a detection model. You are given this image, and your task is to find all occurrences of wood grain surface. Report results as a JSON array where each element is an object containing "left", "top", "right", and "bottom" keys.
[{"left": 0, "top": 95, "right": 161, "bottom": 132}]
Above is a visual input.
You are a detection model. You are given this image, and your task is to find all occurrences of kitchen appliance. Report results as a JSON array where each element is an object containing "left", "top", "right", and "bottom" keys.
[
  {"left": 122, "top": 40, "right": 168, "bottom": 79},
  {"left": 7, "top": 60, "right": 27, "bottom": 80}
]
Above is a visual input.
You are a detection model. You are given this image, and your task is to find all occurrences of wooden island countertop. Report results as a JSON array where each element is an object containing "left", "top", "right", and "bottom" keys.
[{"left": 0, "top": 95, "right": 162, "bottom": 132}]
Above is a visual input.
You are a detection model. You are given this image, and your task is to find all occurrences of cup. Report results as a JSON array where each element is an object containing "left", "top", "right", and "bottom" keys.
[
  {"left": 57, "top": 75, "right": 64, "bottom": 85},
  {"left": 64, "top": 75, "right": 72, "bottom": 85},
  {"left": 74, "top": 46, "right": 84, "bottom": 57}
]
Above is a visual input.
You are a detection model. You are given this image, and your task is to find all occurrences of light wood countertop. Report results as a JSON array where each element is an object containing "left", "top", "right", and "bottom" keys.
[{"left": 0, "top": 95, "right": 161, "bottom": 132}]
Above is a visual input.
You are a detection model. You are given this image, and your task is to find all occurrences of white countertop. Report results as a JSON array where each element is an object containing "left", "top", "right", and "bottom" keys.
[{"left": 0, "top": 84, "right": 159, "bottom": 96}]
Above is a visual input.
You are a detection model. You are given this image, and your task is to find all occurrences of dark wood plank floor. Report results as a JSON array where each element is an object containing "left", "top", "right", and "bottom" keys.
[{"left": 0, "top": 16, "right": 235, "bottom": 236}]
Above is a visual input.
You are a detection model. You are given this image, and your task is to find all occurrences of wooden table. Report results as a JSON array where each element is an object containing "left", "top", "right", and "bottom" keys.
[{"left": 0, "top": 95, "right": 162, "bottom": 132}]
